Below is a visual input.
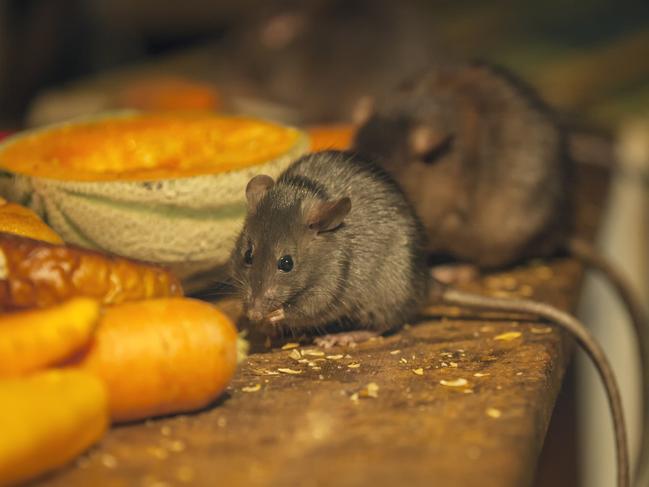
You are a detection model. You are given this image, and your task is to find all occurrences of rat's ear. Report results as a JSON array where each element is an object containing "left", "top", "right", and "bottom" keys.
[
  {"left": 246, "top": 175, "right": 275, "bottom": 212},
  {"left": 307, "top": 197, "right": 352, "bottom": 233},
  {"left": 408, "top": 125, "right": 455, "bottom": 164},
  {"left": 352, "top": 95, "right": 375, "bottom": 126}
]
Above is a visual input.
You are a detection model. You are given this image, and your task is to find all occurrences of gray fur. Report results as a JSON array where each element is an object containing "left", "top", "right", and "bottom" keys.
[{"left": 231, "top": 150, "right": 429, "bottom": 332}]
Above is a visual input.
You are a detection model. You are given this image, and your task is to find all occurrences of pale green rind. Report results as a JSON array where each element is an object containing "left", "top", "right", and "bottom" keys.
[{"left": 0, "top": 129, "right": 309, "bottom": 280}]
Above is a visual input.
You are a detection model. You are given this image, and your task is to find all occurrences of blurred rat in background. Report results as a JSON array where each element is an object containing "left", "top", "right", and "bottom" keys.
[
  {"left": 352, "top": 61, "right": 648, "bottom": 485},
  {"left": 221, "top": 0, "right": 439, "bottom": 123}
]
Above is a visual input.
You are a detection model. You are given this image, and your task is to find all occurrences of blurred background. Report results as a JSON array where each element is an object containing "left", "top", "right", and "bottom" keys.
[{"left": 0, "top": 1, "right": 647, "bottom": 486}]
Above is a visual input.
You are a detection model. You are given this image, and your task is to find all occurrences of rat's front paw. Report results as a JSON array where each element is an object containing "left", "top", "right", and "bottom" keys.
[{"left": 431, "top": 263, "right": 479, "bottom": 285}]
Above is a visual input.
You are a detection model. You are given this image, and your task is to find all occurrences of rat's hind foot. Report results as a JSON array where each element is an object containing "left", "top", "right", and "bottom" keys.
[
  {"left": 431, "top": 263, "right": 479, "bottom": 285},
  {"left": 314, "top": 330, "right": 380, "bottom": 349}
]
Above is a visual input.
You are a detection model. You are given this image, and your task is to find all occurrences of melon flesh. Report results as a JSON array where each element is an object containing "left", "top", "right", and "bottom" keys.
[{"left": 0, "top": 113, "right": 309, "bottom": 279}]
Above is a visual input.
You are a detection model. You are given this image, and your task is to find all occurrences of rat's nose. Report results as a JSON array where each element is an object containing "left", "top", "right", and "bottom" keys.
[{"left": 247, "top": 310, "right": 263, "bottom": 322}]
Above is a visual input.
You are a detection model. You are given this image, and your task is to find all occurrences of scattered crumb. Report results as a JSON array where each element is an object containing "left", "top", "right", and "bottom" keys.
[
  {"left": 241, "top": 384, "right": 262, "bottom": 393},
  {"left": 311, "top": 366, "right": 322, "bottom": 371},
  {"left": 440, "top": 378, "right": 468, "bottom": 387},
  {"left": 390, "top": 350, "right": 401, "bottom": 355},
  {"left": 449, "top": 362, "right": 458, "bottom": 368},
  {"left": 348, "top": 363, "right": 361, "bottom": 369},
  {"left": 100, "top": 453, "right": 117, "bottom": 469},
  {"left": 277, "top": 368, "right": 303, "bottom": 375},
  {"left": 441, "top": 362, "right": 448, "bottom": 367},
  {"left": 531, "top": 326, "right": 553, "bottom": 334},
  {"left": 350, "top": 393, "right": 359, "bottom": 402},
  {"left": 494, "top": 331, "right": 522, "bottom": 341},
  {"left": 252, "top": 368, "right": 279, "bottom": 376},
  {"left": 479, "top": 325, "right": 495, "bottom": 333},
  {"left": 412, "top": 368, "right": 424, "bottom": 376},
  {"left": 288, "top": 349, "right": 302, "bottom": 360},
  {"left": 463, "top": 389, "right": 474, "bottom": 394},
  {"left": 516, "top": 372, "right": 523, "bottom": 376},
  {"left": 359, "top": 382, "right": 380, "bottom": 398},
  {"left": 281, "top": 342, "right": 300, "bottom": 350},
  {"left": 486, "top": 407, "right": 502, "bottom": 418},
  {"left": 160, "top": 425, "right": 171, "bottom": 436},
  {"left": 399, "top": 357, "right": 408, "bottom": 364},
  {"left": 473, "top": 372, "right": 490, "bottom": 377},
  {"left": 318, "top": 374, "right": 324, "bottom": 380},
  {"left": 326, "top": 354, "right": 344, "bottom": 360},
  {"left": 344, "top": 354, "right": 352, "bottom": 359},
  {"left": 303, "top": 349, "right": 325, "bottom": 357},
  {"left": 217, "top": 417, "right": 227, "bottom": 428}
]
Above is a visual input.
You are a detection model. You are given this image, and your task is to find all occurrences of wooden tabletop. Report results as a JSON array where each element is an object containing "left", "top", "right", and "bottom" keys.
[{"left": 34, "top": 166, "right": 608, "bottom": 487}]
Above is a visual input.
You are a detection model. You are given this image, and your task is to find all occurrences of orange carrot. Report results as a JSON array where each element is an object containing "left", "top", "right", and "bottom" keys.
[
  {"left": 0, "top": 369, "right": 109, "bottom": 487},
  {"left": 74, "top": 297, "right": 238, "bottom": 422},
  {"left": 0, "top": 298, "right": 100, "bottom": 378}
]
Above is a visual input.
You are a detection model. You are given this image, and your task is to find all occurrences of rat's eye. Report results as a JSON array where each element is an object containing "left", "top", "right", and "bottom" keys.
[
  {"left": 277, "top": 255, "right": 294, "bottom": 272},
  {"left": 244, "top": 248, "right": 253, "bottom": 266}
]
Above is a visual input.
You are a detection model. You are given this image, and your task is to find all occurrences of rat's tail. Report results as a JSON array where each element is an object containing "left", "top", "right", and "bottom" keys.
[
  {"left": 567, "top": 236, "right": 649, "bottom": 486},
  {"left": 437, "top": 284, "right": 630, "bottom": 487}
]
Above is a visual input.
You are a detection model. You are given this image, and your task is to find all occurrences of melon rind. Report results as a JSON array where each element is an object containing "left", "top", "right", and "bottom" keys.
[{"left": 0, "top": 118, "right": 309, "bottom": 279}]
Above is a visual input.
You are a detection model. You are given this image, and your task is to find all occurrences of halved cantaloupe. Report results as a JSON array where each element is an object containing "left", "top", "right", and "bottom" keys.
[
  {"left": 307, "top": 123, "right": 355, "bottom": 151},
  {"left": 0, "top": 112, "right": 309, "bottom": 279}
]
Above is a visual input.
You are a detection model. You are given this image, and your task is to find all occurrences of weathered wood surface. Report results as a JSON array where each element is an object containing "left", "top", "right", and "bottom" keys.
[{"left": 34, "top": 166, "right": 608, "bottom": 487}]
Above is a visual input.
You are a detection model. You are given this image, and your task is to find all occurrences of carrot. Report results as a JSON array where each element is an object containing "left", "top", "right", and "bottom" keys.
[
  {"left": 0, "top": 298, "right": 100, "bottom": 378},
  {"left": 0, "top": 369, "right": 109, "bottom": 487},
  {"left": 73, "top": 297, "right": 238, "bottom": 422},
  {"left": 0, "top": 198, "right": 63, "bottom": 245}
]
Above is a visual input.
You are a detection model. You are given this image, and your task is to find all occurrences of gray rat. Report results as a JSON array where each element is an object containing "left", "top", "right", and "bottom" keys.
[
  {"left": 230, "top": 150, "right": 429, "bottom": 333},
  {"left": 230, "top": 150, "right": 628, "bottom": 486},
  {"left": 352, "top": 62, "right": 646, "bottom": 486}
]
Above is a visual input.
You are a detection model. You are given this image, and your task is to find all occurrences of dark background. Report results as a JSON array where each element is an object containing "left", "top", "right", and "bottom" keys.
[{"left": 1, "top": 0, "right": 648, "bottom": 129}]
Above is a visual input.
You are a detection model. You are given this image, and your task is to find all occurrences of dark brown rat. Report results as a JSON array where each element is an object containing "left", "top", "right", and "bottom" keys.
[
  {"left": 353, "top": 62, "right": 648, "bottom": 486},
  {"left": 353, "top": 62, "right": 571, "bottom": 268},
  {"left": 230, "top": 150, "right": 628, "bottom": 487}
]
